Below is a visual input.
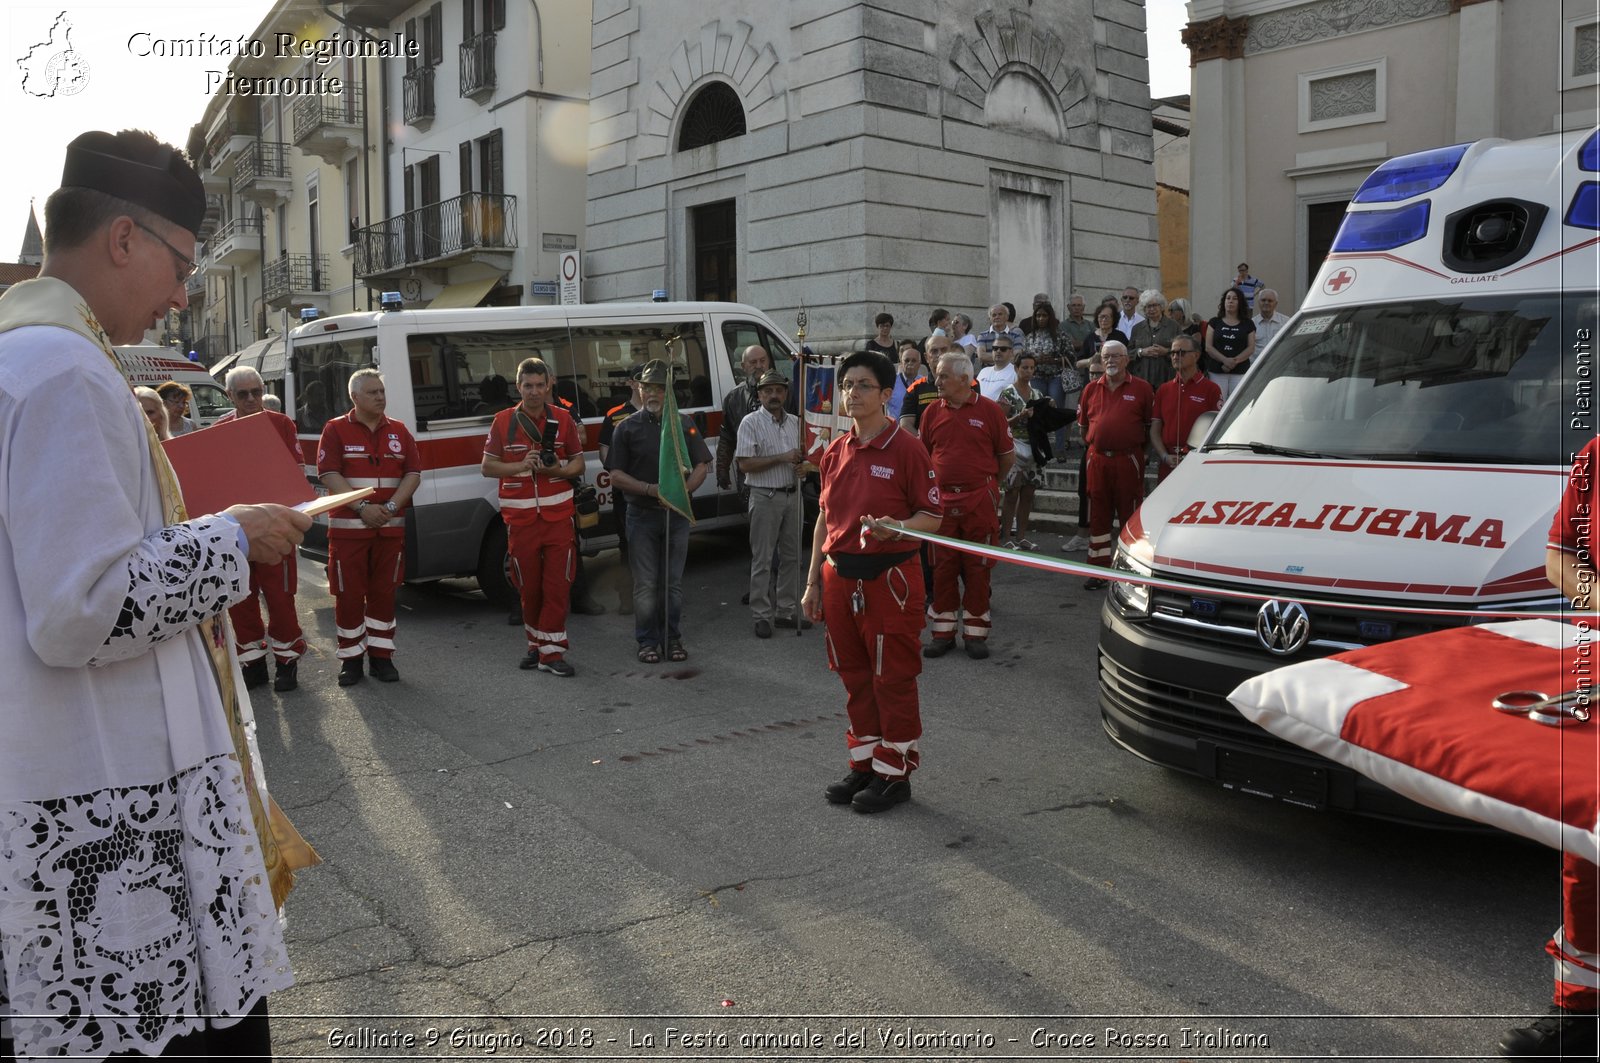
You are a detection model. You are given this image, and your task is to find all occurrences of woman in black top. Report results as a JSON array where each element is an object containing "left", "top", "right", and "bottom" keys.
[{"left": 1205, "top": 286, "right": 1257, "bottom": 400}]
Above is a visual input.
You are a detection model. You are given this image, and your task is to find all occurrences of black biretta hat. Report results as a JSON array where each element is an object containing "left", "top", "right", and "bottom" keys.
[{"left": 60, "top": 131, "right": 206, "bottom": 236}]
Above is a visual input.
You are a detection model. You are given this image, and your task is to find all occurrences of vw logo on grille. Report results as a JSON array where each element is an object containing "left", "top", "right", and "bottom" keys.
[{"left": 1256, "top": 599, "right": 1311, "bottom": 655}]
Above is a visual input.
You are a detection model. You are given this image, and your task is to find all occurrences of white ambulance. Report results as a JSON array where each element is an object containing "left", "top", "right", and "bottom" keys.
[
  {"left": 283, "top": 301, "right": 801, "bottom": 601},
  {"left": 113, "top": 345, "right": 231, "bottom": 428},
  {"left": 1099, "top": 128, "right": 1600, "bottom": 821}
]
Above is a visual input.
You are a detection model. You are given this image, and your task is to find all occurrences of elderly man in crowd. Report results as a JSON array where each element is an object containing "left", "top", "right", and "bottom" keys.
[
  {"left": 218, "top": 365, "right": 309, "bottom": 691},
  {"left": 736, "top": 369, "right": 810, "bottom": 637},
  {"left": 1059, "top": 292, "right": 1093, "bottom": 356},
  {"left": 1253, "top": 288, "right": 1291, "bottom": 352},
  {"left": 919, "top": 348, "right": 1014, "bottom": 659},
  {"left": 1116, "top": 286, "right": 1146, "bottom": 338},
  {"left": 1077, "top": 341, "right": 1153, "bottom": 590},
  {"left": 975, "top": 302, "right": 1025, "bottom": 359}
]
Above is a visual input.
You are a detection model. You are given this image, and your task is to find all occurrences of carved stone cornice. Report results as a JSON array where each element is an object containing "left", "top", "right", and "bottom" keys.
[
  {"left": 1245, "top": 0, "right": 1453, "bottom": 55},
  {"left": 1449, "top": 0, "right": 1498, "bottom": 10},
  {"left": 1182, "top": 15, "right": 1250, "bottom": 65}
]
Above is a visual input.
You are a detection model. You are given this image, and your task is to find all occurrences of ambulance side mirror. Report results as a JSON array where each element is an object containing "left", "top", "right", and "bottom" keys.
[{"left": 1187, "top": 411, "right": 1217, "bottom": 452}]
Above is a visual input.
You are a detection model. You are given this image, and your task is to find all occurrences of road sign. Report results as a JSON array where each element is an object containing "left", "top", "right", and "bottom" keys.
[{"left": 560, "top": 251, "right": 581, "bottom": 305}]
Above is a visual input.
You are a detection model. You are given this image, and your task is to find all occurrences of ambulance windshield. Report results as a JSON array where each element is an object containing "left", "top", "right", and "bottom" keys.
[{"left": 1209, "top": 291, "right": 1596, "bottom": 465}]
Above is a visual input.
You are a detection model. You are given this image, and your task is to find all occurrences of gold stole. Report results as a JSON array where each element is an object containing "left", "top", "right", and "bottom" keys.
[{"left": 0, "top": 277, "right": 317, "bottom": 909}]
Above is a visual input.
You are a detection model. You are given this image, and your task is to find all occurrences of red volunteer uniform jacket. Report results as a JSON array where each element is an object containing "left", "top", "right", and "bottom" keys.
[
  {"left": 1152, "top": 373, "right": 1222, "bottom": 454},
  {"left": 483, "top": 404, "right": 584, "bottom": 525},
  {"left": 317, "top": 412, "right": 422, "bottom": 537},
  {"left": 818, "top": 423, "right": 943, "bottom": 555},
  {"left": 917, "top": 393, "right": 1013, "bottom": 488},
  {"left": 1079, "top": 375, "right": 1154, "bottom": 453}
]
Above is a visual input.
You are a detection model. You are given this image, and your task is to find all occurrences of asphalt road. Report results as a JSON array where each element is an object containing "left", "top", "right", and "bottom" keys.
[{"left": 256, "top": 528, "right": 1555, "bottom": 1062}]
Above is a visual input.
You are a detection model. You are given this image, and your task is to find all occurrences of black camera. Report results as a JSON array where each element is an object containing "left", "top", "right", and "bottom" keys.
[{"left": 540, "top": 421, "right": 560, "bottom": 466}]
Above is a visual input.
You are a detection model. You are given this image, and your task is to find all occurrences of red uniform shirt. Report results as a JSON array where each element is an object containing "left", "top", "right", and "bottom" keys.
[
  {"left": 1550, "top": 437, "right": 1600, "bottom": 557},
  {"left": 483, "top": 403, "right": 584, "bottom": 525},
  {"left": 317, "top": 412, "right": 422, "bottom": 538},
  {"left": 917, "top": 393, "right": 1013, "bottom": 488},
  {"left": 818, "top": 422, "right": 943, "bottom": 556},
  {"left": 1079, "top": 374, "right": 1154, "bottom": 453},
  {"left": 1151, "top": 373, "right": 1222, "bottom": 453},
  {"left": 216, "top": 409, "right": 302, "bottom": 465}
]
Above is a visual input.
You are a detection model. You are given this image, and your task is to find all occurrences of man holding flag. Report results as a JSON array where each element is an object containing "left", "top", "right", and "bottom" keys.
[{"left": 604, "top": 359, "right": 711, "bottom": 664}]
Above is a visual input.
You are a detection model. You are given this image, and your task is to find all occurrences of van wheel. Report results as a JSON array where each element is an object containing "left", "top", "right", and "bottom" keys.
[{"left": 476, "top": 522, "right": 514, "bottom": 605}]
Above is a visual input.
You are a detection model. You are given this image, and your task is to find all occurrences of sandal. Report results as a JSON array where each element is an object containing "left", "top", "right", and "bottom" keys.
[
  {"left": 637, "top": 645, "right": 662, "bottom": 664},
  {"left": 667, "top": 640, "right": 688, "bottom": 662}
]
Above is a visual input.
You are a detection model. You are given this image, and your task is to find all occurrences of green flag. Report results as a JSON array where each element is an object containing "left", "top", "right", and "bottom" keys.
[{"left": 657, "top": 365, "right": 696, "bottom": 523}]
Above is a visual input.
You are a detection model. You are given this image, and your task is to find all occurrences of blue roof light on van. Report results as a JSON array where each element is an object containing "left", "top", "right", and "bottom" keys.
[
  {"left": 1567, "top": 182, "right": 1600, "bottom": 230},
  {"left": 1331, "top": 200, "right": 1432, "bottom": 253},
  {"left": 1351, "top": 144, "right": 1470, "bottom": 204},
  {"left": 1581, "top": 128, "right": 1600, "bottom": 172}
]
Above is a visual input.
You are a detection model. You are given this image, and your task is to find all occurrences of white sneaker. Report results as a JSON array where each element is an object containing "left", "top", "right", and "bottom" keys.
[
  {"left": 1062, "top": 535, "right": 1089, "bottom": 552},
  {"left": 1003, "top": 539, "right": 1018, "bottom": 550},
  {"left": 1016, "top": 538, "right": 1037, "bottom": 552}
]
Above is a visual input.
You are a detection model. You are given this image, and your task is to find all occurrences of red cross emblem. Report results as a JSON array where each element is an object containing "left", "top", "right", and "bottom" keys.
[{"left": 1322, "top": 267, "right": 1357, "bottom": 295}]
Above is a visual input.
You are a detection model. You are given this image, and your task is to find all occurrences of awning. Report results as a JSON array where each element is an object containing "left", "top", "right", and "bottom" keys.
[
  {"left": 208, "top": 351, "right": 242, "bottom": 380},
  {"left": 428, "top": 275, "right": 500, "bottom": 309},
  {"left": 224, "top": 335, "right": 286, "bottom": 380}
]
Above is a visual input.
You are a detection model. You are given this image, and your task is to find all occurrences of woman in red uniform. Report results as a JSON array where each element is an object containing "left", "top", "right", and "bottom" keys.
[{"left": 802, "top": 351, "right": 943, "bottom": 813}]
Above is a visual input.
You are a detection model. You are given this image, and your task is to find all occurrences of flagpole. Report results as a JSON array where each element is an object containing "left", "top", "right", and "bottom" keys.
[
  {"left": 793, "top": 308, "right": 808, "bottom": 637},
  {"left": 661, "top": 359, "right": 674, "bottom": 657}
]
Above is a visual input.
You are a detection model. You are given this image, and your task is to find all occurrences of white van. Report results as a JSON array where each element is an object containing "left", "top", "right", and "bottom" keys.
[
  {"left": 1099, "top": 128, "right": 1599, "bottom": 821},
  {"left": 283, "top": 301, "right": 800, "bottom": 601},
  {"left": 114, "top": 345, "right": 232, "bottom": 428}
]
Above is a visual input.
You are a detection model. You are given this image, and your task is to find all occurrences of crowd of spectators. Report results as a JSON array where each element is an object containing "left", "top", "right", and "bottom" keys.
[{"left": 861, "top": 275, "right": 1293, "bottom": 557}]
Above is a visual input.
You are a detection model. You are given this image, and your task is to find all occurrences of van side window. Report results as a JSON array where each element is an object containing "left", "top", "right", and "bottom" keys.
[
  {"left": 408, "top": 327, "right": 573, "bottom": 423},
  {"left": 720, "top": 321, "right": 792, "bottom": 386},
  {"left": 570, "top": 322, "right": 711, "bottom": 413},
  {"left": 289, "top": 336, "right": 376, "bottom": 432}
]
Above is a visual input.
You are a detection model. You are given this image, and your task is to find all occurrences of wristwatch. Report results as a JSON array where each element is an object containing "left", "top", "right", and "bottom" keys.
[
  {"left": 353, "top": 500, "right": 368, "bottom": 512},
  {"left": 383, "top": 500, "right": 398, "bottom": 515}
]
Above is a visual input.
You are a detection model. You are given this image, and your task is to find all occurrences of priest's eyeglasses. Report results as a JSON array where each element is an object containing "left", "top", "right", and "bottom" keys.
[{"left": 133, "top": 220, "right": 199, "bottom": 284}]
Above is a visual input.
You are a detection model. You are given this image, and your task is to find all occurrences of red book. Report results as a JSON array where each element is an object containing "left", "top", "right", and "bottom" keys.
[{"left": 161, "top": 412, "right": 314, "bottom": 516}]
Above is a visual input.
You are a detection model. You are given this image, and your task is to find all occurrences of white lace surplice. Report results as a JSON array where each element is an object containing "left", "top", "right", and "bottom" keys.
[{"left": 0, "top": 325, "right": 293, "bottom": 1059}]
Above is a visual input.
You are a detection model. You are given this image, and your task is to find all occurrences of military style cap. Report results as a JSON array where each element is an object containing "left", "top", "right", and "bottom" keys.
[
  {"left": 754, "top": 369, "right": 789, "bottom": 389},
  {"left": 637, "top": 359, "right": 672, "bottom": 385},
  {"left": 60, "top": 130, "right": 206, "bottom": 235}
]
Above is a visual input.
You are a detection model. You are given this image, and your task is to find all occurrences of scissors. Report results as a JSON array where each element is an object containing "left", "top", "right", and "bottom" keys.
[{"left": 1491, "top": 687, "right": 1597, "bottom": 727}]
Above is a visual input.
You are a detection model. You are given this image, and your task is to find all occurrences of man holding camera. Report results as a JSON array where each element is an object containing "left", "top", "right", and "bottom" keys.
[{"left": 481, "top": 357, "right": 586, "bottom": 677}]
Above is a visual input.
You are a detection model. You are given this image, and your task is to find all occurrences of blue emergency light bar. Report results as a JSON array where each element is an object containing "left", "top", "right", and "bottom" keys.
[
  {"left": 1351, "top": 144, "right": 1470, "bottom": 204},
  {"left": 1566, "top": 182, "right": 1600, "bottom": 230},
  {"left": 1330, "top": 200, "right": 1432, "bottom": 253},
  {"left": 1581, "top": 128, "right": 1600, "bottom": 173}
]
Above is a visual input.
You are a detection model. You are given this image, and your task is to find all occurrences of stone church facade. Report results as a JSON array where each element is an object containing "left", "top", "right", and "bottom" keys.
[{"left": 584, "top": 0, "right": 1159, "bottom": 349}]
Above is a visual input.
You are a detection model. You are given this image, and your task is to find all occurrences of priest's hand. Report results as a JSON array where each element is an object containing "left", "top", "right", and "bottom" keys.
[{"left": 227, "top": 503, "right": 312, "bottom": 564}]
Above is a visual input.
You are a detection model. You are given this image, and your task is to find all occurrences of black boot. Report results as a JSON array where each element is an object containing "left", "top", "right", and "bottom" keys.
[
  {"left": 241, "top": 660, "right": 269, "bottom": 690},
  {"left": 337, "top": 658, "right": 363, "bottom": 687},
  {"left": 273, "top": 660, "right": 298, "bottom": 692},
  {"left": 1498, "top": 1006, "right": 1599, "bottom": 1058}
]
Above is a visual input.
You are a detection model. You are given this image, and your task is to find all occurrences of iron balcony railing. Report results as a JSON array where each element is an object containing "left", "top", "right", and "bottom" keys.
[
  {"left": 291, "top": 85, "right": 367, "bottom": 142},
  {"left": 460, "top": 32, "right": 496, "bottom": 98},
  {"left": 232, "top": 141, "right": 290, "bottom": 193},
  {"left": 353, "top": 191, "right": 517, "bottom": 277},
  {"left": 263, "top": 253, "right": 331, "bottom": 303},
  {"left": 403, "top": 65, "right": 435, "bottom": 124},
  {"left": 211, "top": 215, "right": 264, "bottom": 244}
]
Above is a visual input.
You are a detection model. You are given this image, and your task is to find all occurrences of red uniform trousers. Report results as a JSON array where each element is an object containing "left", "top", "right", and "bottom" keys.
[
  {"left": 509, "top": 518, "right": 575, "bottom": 662},
  {"left": 823, "top": 556, "right": 926, "bottom": 779},
  {"left": 1550, "top": 855, "right": 1600, "bottom": 1009},
  {"left": 1086, "top": 450, "right": 1146, "bottom": 568},
  {"left": 328, "top": 536, "right": 405, "bottom": 660},
  {"left": 930, "top": 483, "right": 999, "bottom": 643},
  {"left": 228, "top": 554, "right": 305, "bottom": 665}
]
